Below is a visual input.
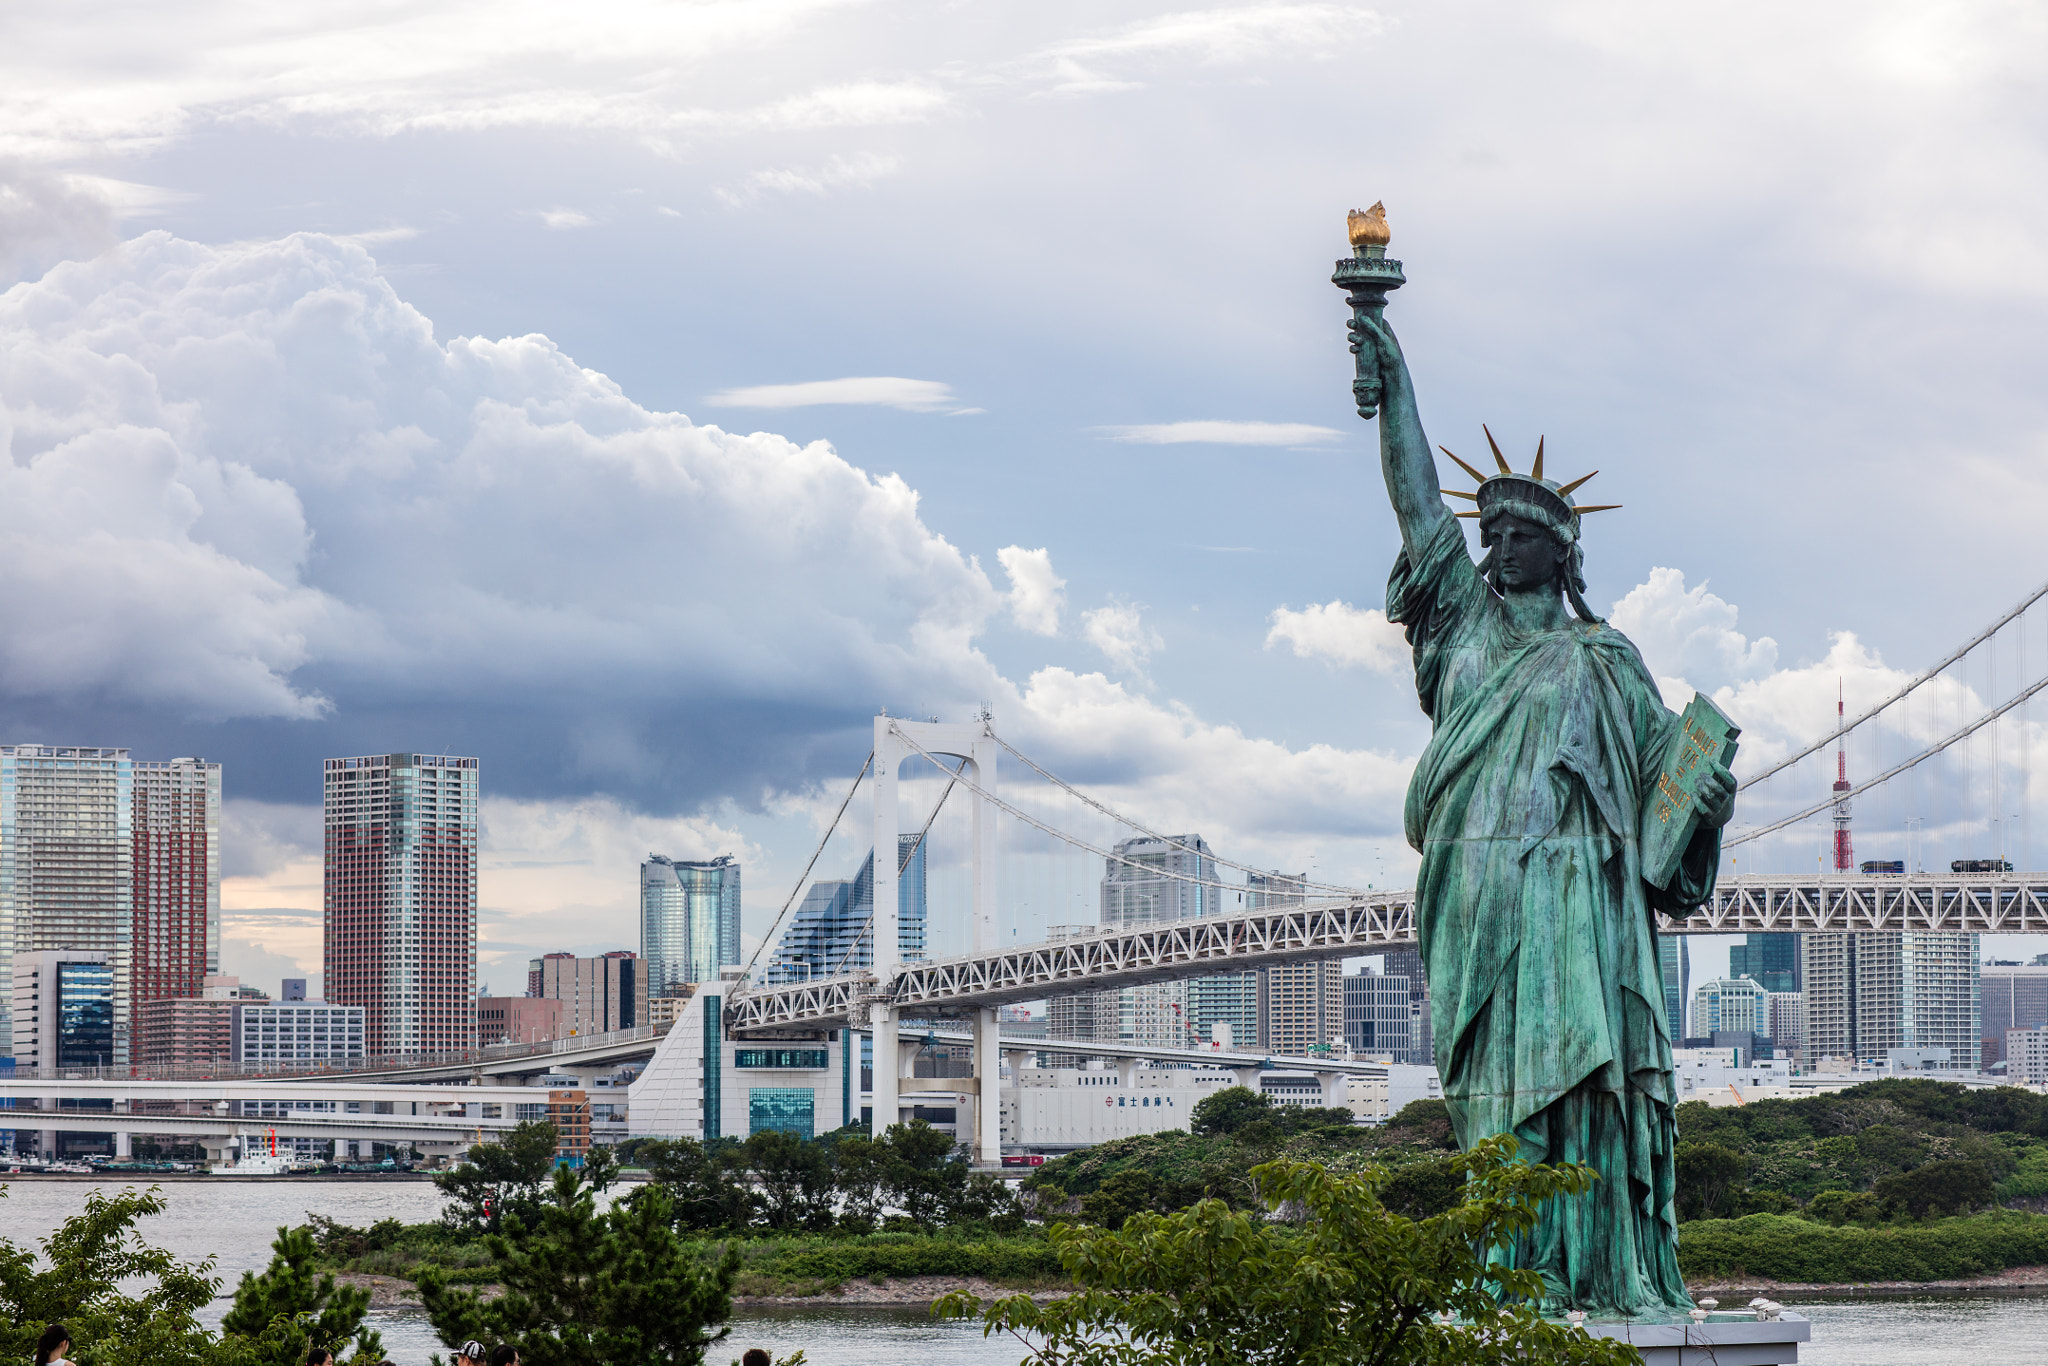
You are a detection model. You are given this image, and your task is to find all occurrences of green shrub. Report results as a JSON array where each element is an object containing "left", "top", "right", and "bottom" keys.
[{"left": 1678, "top": 1211, "right": 2048, "bottom": 1282}]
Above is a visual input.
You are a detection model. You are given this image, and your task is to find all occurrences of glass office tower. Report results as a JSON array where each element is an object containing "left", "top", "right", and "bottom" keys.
[{"left": 641, "top": 854, "right": 743, "bottom": 998}]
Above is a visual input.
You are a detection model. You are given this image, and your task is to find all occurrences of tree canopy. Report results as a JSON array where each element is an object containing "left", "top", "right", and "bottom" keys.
[{"left": 938, "top": 1138, "right": 1638, "bottom": 1366}]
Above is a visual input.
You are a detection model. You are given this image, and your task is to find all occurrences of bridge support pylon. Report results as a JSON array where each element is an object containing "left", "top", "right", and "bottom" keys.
[
  {"left": 973, "top": 1006, "right": 1001, "bottom": 1164},
  {"left": 871, "top": 1005, "right": 899, "bottom": 1136}
]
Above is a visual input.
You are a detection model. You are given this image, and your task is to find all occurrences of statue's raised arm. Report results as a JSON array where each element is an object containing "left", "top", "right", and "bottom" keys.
[{"left": 1351, "top": 314, "right": 1450, "bottom": 560}]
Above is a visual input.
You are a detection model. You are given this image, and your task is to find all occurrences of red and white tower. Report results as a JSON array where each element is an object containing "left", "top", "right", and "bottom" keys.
[{"left": 1831, "top": 681, "right": 1854, "bottom": 871}]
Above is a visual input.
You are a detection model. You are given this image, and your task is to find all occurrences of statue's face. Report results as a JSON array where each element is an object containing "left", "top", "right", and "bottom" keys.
[{"left": 1491, "top": 515, "right": 1564, "bottom": 593}]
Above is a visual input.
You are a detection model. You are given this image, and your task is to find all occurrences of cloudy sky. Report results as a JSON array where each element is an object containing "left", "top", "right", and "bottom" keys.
[{"left": 5, "top": 0, "right": 2048, "bottom": 995}]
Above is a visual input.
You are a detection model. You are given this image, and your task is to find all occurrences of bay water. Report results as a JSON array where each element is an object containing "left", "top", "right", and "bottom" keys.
[{"left": 3, "top": 1179, "right": 2039, "bottom": 1364}]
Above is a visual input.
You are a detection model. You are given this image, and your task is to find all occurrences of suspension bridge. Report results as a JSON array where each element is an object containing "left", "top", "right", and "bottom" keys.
[{"left": 724, "top": 572, "right": 2048, "bottom": 1154}]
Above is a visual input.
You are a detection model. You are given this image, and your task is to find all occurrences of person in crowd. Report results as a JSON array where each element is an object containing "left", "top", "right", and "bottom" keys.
[
  {"left": 304, "top": 1351, "right": 334, "bottom": 1366},
  {"left": 32, "top": 1324, "right": 72, "bottom": 1366},
  {"left": 487, "top": 1346, "right": 520, "bottom": 1366},
  {"left": 742, "top": 1350, "right": 771, "bottom": 1366},
  {"left": 454, "top": 1340, "right": 489, "bottom": 1366}
]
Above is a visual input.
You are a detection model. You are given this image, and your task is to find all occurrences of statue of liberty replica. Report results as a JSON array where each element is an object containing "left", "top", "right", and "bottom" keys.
[{"left": 1335, "top": 204, "right": 1739, "bottom": 1317}]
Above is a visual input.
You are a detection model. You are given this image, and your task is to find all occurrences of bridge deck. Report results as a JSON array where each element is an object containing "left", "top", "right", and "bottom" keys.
[{"left": 727, "top": 873, "right": 2048, "bottom": 1032}]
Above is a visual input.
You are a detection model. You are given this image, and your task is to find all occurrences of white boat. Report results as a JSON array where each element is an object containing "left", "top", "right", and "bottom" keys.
[{"left": 213, "top": 1132, "right": 310, "bottom": 1176}]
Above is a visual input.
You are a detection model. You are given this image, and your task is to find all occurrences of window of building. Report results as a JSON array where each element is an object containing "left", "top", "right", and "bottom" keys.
[
  {"left": 748, "top": 1087, "right": 815, "bottom": 1138},
  {"left": 733, "top": 1048, "right": 829, "bottom": 1070}
]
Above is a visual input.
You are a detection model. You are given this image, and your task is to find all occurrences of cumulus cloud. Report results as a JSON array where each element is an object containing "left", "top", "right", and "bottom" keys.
[
  {"left": 1083, "top": 599, "right": 1163, "bottom": 679},
  {"left": 0, "top": 161, "right": 120, "bottom": 283},
  {"left": 1097, "top": 420, "right": 1344, "bottom": 446},
  {"left": 706, "top": 375, "right": 970, "bottom": 412},
  {"left": 998, "top": 545, "right": 1065, "bottom": 636},
  {"left": 0, "top": 230, "right": 1005, "bottom": 794},
  {"left": 1610, "top": 568, "right": 1779, "bottom": 704},
  {"left": 1266, "top": 600, "right": 1408, "bottom": 674}
]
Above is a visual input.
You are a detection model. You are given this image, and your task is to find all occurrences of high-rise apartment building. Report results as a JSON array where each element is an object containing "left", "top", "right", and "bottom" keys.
[
  {"left": 640, "top": 854, "right": 742, "bottom": 999},
  {"left": 131, "top": 758, "right": 221, "bottom": 1025},
  {"left": 1803, "top": 933, "right": 1980, "bottom": 1070},
  {"left": 1980, "top": 965, "right": 2048, "bottom": 1068},
  {"left": 1768, "top": 991, "right": 1805, "bottom": 1068},
  {"left": 1728, "top": 933, "right": 1801, "bottom": 994},
  {"left": 529, "top": 950, "right": 639, "bottom": 1035},
  {"left": 767, "top": 837, "right": 925, "bottom": 984},
  {"left": 1052, "top": 835, "right": 1223, "bottom": 1049},
  {"left": 1, "top": 747, "right": 133, "bottom": 1061},
  {"left": 322, "top": 753, "right": 479, "bottom": 1057},
  {"left": 1259, "top": 961, "right": 1343, "bottom": 1056}
]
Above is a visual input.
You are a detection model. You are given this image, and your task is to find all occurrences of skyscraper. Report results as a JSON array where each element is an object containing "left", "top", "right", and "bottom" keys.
[
  {"left": 322, "top": 753, "right": 479, "bottom": 1057},
  {"left": 767, "top": 836, "right": 926, "bottom": 983},
  {"left": 1728, "top": 933, "right": 1801, "bottom": 994},
  {"left": 1344, "top": 968, "right": 1412, "bottom": 1055},
  {"left": 640, "top": 854, "right": 742, "bottom": 998},
  {"left": 1379, "top": 946, "right": 1434, "bottom": 1066},
  {"left": 131, "top": 758, "right": 221, "bottom": 1025},
  {"left": 0, "top": 746, "right": 133, "bottom": 1063},
  {"left": 1657, "top": 934, "right": 1690, "bottom": 1041},
  {"left": 1803, "top": 932, "right": 1980, "bottom": 1069}
]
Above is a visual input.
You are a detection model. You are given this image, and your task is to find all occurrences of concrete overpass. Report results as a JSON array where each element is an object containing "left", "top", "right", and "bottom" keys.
[{"left": 0, "top": 1076, "right": 549, "bottom": 1161}]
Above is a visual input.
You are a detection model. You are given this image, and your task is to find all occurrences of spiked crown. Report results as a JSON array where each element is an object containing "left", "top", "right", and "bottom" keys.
[{"left": 1438, "top": 425, "right": 1619, "bottom": 543}]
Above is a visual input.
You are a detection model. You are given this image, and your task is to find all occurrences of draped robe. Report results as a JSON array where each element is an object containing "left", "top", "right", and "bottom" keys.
[{"left": 1387, "top": 517, "right": 1718, "bottom": 1316}]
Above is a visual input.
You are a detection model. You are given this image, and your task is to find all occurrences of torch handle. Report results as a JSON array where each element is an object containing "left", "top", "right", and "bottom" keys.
[{"left": 1332, "top": 252, "right": 1406, "bottom": 422}]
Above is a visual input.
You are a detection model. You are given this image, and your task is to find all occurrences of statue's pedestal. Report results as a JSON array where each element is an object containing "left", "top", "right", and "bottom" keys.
[{"left": 1574, "top": 1311, "right": 1810, "bottom": 1365}]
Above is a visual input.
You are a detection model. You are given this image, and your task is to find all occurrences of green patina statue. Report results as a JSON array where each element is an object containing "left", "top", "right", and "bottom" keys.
[{"left": 1335, "top": 205, "right": 1738, "bottom": 1317}]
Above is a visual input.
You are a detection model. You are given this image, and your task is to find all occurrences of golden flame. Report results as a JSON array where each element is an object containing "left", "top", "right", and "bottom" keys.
[{"left": 1348, "top": 202, "right": 1390, "bottom": 248}]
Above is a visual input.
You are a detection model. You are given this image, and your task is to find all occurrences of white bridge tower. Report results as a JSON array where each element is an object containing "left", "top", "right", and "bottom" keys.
[{"left": 868, "top": 715, "right": 1003, "bottom": 1164}]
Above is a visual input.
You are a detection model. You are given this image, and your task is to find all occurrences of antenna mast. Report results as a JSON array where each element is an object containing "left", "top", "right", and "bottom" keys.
[{"left": 1831, "top": 680, "right": 1854, "bottom": 871}]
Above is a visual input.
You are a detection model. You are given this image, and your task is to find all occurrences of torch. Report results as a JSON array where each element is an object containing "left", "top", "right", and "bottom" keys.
[{"left": 1331, "top": 202, "right": 1404, "bottom": 420}]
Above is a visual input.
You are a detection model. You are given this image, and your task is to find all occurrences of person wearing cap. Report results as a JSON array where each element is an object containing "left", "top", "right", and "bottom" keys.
[
  {"left": 1350, "top": 297, "right": 1736, "bottom": 1317},
  {"left": 453, "top": 1339, "right": 489, "bottom": 1366}
]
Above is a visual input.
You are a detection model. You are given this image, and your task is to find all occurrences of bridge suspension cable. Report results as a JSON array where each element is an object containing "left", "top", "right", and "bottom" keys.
[
  {"left": 1737, "top": 573, "right": 2048, "bottom": 793},
  {"left": 1727, "top": 669, "right": 2048, "bottom": 847},
  {"left": 893, "top": 722, "right": 1364, "bottom": 897},
  {"left": 738, "top": 749, "right": 872, "bottom": 986},
  {"left": 820, "top": 754, "right": 969, "bottom": 979},
  {"left": 983, "top": 726, "right": 1365, "bottom": 895}
]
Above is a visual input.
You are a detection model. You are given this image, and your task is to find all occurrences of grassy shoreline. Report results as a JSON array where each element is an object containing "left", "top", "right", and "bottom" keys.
[{"left": 325, "top": 1210, "right": 2048, "bottom": 1300}]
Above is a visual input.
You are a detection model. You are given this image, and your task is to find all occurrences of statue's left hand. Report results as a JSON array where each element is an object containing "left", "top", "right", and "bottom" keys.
[{"left": 1699, "top": 764, "right": 1737, "bottom": 829}]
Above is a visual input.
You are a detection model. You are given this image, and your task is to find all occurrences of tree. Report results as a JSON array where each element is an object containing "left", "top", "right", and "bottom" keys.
[
  {"left": 821, "top": 1130, "right": 890, "bottom": 1234},
  {"left": 643, "top": 1137, "right": 754, "bottom": 1232},
  {"left": 936, "top": 1137, "right": 1639, "bottom": 1366},
  {"left": 880, "top": 1120, "right": 969, "bottom": 1227},
  {"left": 1875, "top": 1159, "right": 1995, "bottom": 1219},
  {"left": 1674, "top": 1141, "right": 1748, "bottom": 1221},
  {"left": 1190, "top": 1086, "right": 1274, "bottom": 1137},
  {"left": 420, "top": 1160, "right": 740, "bottom": 1366},
  {"left": 0, "top": 1186, "right": 226, "bottom": 1366},
  {"left": 219, "top": 1225, "right": 384, "bottom": 1365},
  {"left": 742, "top": 1129, "right": 837, "bottom": 1232},
  {"left": 435, "top": 1120, "right": 564, "bottom": 1236},
  {"left": 1377, "top": 1155, "right": 1462, "bottom": 1220}
]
